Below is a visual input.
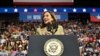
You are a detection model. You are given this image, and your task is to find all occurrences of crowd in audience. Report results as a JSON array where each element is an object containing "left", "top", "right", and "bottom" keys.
[
  {"left": 0, "top": 20, "right": 100, "bottom": 56},
  {"left": 0, "top": 22, "right": 38, "bottom": 56},
  {"left": 63, "top": 20, "right": 100, "bottom": 56}
]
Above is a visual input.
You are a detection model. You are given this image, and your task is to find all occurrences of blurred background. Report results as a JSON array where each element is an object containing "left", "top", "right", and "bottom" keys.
[{"left": 0, "top": 0, "right": 100, "bottom": 56}]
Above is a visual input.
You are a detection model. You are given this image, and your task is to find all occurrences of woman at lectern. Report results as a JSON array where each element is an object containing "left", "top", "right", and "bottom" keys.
[{"left": 36, "top": 11, "right": 64, "bottom": 35}]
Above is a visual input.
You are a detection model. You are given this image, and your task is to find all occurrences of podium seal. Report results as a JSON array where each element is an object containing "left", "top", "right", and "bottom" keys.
[{"left": 44, "top": 38, "right": 64, "bottom": 56}]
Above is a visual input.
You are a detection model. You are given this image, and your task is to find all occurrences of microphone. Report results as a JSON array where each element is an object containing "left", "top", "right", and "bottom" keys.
[{"left": 47, "top": 22, "right": 58, "bottom": 34}]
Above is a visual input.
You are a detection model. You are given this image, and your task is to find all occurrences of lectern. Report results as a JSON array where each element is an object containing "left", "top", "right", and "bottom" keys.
[{"left": 27, "top": 34, "right": 80, "bottom": 56}]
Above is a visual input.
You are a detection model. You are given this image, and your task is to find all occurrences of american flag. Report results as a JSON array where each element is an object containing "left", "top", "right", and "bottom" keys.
[{"left": 90, "top": 13, "right": 100, "bottom": 22}]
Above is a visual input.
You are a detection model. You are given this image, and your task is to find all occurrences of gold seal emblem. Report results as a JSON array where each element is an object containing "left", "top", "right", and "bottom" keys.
[{"left": 44, "top": 38, "right": 64, "bottom": 56}]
